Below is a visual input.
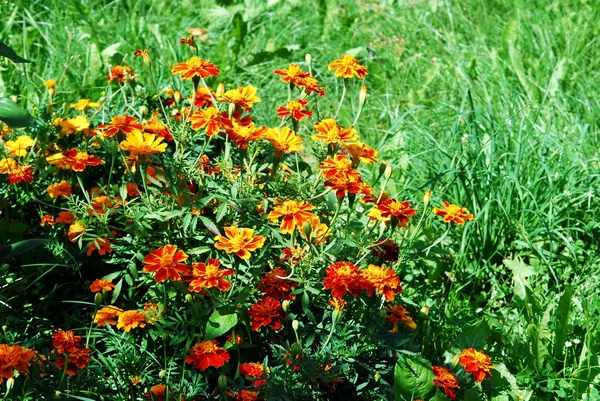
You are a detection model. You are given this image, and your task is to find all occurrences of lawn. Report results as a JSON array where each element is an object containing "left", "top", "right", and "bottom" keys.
[{"left": 1, "top": 0, "right": 599, "bottom": 400}]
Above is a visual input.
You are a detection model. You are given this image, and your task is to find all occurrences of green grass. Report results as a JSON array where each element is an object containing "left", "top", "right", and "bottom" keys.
[{"left": 2, "top": 0, "right": 600, "bottom": 399}]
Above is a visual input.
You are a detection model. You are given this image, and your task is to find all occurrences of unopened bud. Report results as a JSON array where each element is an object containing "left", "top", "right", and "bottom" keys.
[
  {"left": 5, "top": 377, "right": 14, "bottom": 393},
  {"left": 94, "top": 292, "right": 103, "bottom": 307},
  {"left": 10, "top": 95, "right": 17, "bottom": 103},
  {"left": 282, "top": 300, "right": 291, "bottom": 312},
  {"left": 332, "top": 308, "right": 343, "bottom": 324},
  {"left": 419, "top": 306, "right": 429, "bottom": 318},
  {"left": 359, "top": 85, "right": 368, "bottom": 107},
  {"left": 305, "top": 54, "right": 312, "bottom": 68},
  {"left": 228, "top": 102, "right": 236, "bottom": 117},
  {"left": 291, "top": 342, "right": 302, "bottom": 356},
  {"left": 292, "top": 319, "right": 299, "bottom": 332},
  {"left": 173, "top": 90, "right": 182, "bottom": 105},
  {"left": 302, "top": 221, "right": 313, "bottom": 240},
  {"left": 218, "top": 374, "right": 228, "bottom": 389},
  {"left": 185, "top": 294, "right": 193, "bottom": 303},
  {"left": 216, "top": 83, "right": 225, "bottom": 97},
  {"left": 423, "top": 190, "right": 431, "bottom": 207},
  {"left": 374, "top": 372, "right": 381, "bottom": 383},
  {"left": 139, "top": 105, "right": 148, "bottom": 117},
  {"left": 451, "top": 353, "right": 461, "bottom": 369},
  {"left": 159, "top": 369, "right": 167, "bottom": 378},
  {"left": 54, "top": 391, "right": 62, "bottom": 399},
  {"left": 383, "top": 164, "right": 392, "bottom": 180}
]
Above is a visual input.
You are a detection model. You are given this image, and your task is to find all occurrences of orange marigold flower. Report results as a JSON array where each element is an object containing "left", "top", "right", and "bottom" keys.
[
  {"left": 189, "top": 106, "right": 227, "bottom": 136},
  {"left": 226, "top": 122, "right": 266, "bottom": 149},
  {"left": 146, "top": 384, "right": 166, "bottom": 400},
  {"left": 117, "top": 310, "right": 147, "bottom": 332},
  {"left": 119, "top": 131, "right": 167, "bottom": 155},
  {"left": 56, "top": 211, "right": 75, "bottom": 224},
  {"left": 319, "top": 154, "right": 360, "bottom": 181},
  {"left": 214, "top": 226, "right": 266, "bottom": 260},
  {"left": 432, "top": 366, "right": 460, "bottom": 399},
  {"left": 386, "top": 304, "right": 416, "bottom": 332},
  {"left": 142, "top": 244, "right": 190, "bottom": 283},
  {"left": 0, "top": 344, "right": 36, "bottom": 383},
  {"left": 324, "top": 174, "right": 366, "bottom": 198},
  {"left": 266, "top": 127, "right": 303, "bottom": 156},
  {"left": 90, "top": 279, "right": 115, "bottom": 293},
  {"left": 188, "top": 258, "right": 234, "bottom": 293},
  {"left": 433, "top": 202, "right": 474, "bottom": 225},
  {"left": 328, "top": 54, "right": 368, "bottom": 79},
  {"left": 323, "top": 261, "right": 364, "bottom": 298},
  {"left": 44, "top": 79, "right": 56, "bottom": 91},
  {"left": 248, "top": 296, "right": 285, "bottom": 331},
  {"left": 459, "top": 348, "right": 493, "bottom": 382},
  {"left": 296, "top": 75, "right": 325, "bottom": 96},
  {"left": 171, "top": 56, "right": 219, "bottom": 80},
  {"left": 368, "top": 199, "right": 416, "bottom": 227},
  {"left": 180, "top": 36, "right": 197, "bottom": 48},
  {"left": 40, "top": 214, "right": 55, "bottom": 227},
  {"left": 97, "top": 115, "right": 143, "bottom": 137},
  {"left": 186, "top": 340, "right": 230, "bottom": 371},
  {"left": 126, "top": 183, "right": 140, "bottom": 197},
  {"left": 133, "top": 49, "right": 150, "bottom": 66},
  {"left": 276, "top": 99, "right": 312, "bottom": 120},
  {"left": 5, "top": 135, "right": 34, "bottom": 157},
  {"left": 48, "top": 149, "right": 103, "bottom": 172},
  {"left": 52, "top": 330, "right": 91, "bottom": 376},
  {"left": 47, "top": 180, "right": 72, "bottom": 198},
  {"left": 68, "top": 222, "right": 86, "bottom": 242},
  {"left": 313, "top": 119, "right": 357, "bottom": 144},
  {"left": 344, "top": 141, "right": 378, "bottom": 165},
  {"left": 362, "top": 264, "right": 401, "bottom": 301},
  {"left": 107, "top": 65, "right": 135, "bottom": 82},
  {"left": 274, "top": 64, "right": 310, "bottom": 85},
  {"left": 193, "top": 85, "right": 215, "bottom": 108},
  {"left": 6, "top": 165, "right": 34, "bottom": 185},
  {"left": 70, "top": 99, "right": 100, "bottom": 111},
  {"left": 54, "top": 115, "right": 90, "bottom": 135},
  {"left": 267, "top": 200, "right": 317, "bottom": 234},
  {"left": 94, "top": 306, "right": 122, "bottom": 327},
  {"left": 234, "top": 390, "right": 261, "bottom": 401},
  {"left": 239, "top": 362, "right": 268, "bottom": 388},
  {"left": 86, "top": 237, "right": 113, "bottom": 256},
  {"left": 219, "top": 86, "right": 260, "bottom": 111},
  {"left": 257, "top": 267, "right": 298, "bottom": 300},
  {"left": 88, "top": 195, "right": 115, "bottom": 216},
  {"left": 130, "top": 375, "right": 142, "bottom": 386},
  {"left": 328, "top": 297, "right": 347, "bottom": 311},
  {"left": 144, "top": 118, "right": 173, "bottom": 142}
]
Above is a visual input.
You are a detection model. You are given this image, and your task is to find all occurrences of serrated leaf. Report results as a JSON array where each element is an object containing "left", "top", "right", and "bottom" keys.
[
  {"left": 394, "top": 356, "right": 435, "bottom": 400},
  {"left": 0, "top": 98, "right": 34, "bottom": 128},
  {"left": 0, "top": 40, "right": 30, "bottom": 63},
  {"left": 199, "top": 216, "right": 220, "bottom": 236},
  {"left": 205, "top": 309, "right": 238, "bottom": 340}
]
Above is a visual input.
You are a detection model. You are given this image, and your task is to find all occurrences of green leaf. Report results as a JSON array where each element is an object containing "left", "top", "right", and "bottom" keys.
[
  {"left": 0, "top": 98, "right": 34, "bottom": 128},
  {"left": 111, "top": 279, "right": 123, "bottom": 304},
  {"left": 198, "top": 216, "right": 220, "bottom": 236},
  {"left": 573, "top": 355, "right": 600, "bottom": 398},
  {"left": 535, "top": 302, "right": 553, "bottom": 371},
  {"left": 457, "top": 319, "right": 490, "bottom": 349},
  {"left": 0, "top": 239, "right": 49, "bottom": 260},
  {"left": 0, "top": 40, "right": 30, "bottom": 63},
  {"left": 394, "top": 355, "right": 435, "bottom": 401},
  {"left": 205, "top": 309, "right": 238, "bottom": 340},
  {"left": 553, "top": 285, "right": 573, "bottom": 361}
]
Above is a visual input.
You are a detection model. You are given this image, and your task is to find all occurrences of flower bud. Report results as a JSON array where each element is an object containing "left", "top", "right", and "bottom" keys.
[
  {"left": 159, "top": 369, "right": 167, "bottom": 378},
  {"left": 359, "top": 85, "right": 368, "bottom": 108},
  {"left": 173, "top": 90, "right": 182, "bottom": 105},
  {"left": 383, "top": 163, "right": 392, "bottom": 180},
  {"left": 302, "top": 221, "right": 313, "bottom": 240},
  {"left": 94, "top": 292, "right": 103, "bottom": 307},
  {"left": 282, "top": 300, "right": 291, "bottom": 312},
  {"left": 228, "top": 102, "right": 236, "bottom": 117},
  {"left": 305, "top": 53, "right": 312, "bottom": 68},
  {"left": 291, "top": 342, "right": 302, "bottom": 356},
  {"left": 54, "top": 391, "right": 62, "bottom": 399},
  {"left": 451, "top": 353, "right": 461, "bottom": 369},
  {"left": 292, "top": 319, "right": 299, "bottom": 332},
  {"left": 185, "top": 294, "right": 193, "bottom": 303},
  {"left": 10, "top": 95, "right": 17, "bottom": 103},
  {"left": 423, "top": 190, "right": 431, "bottom": 207},
  {"left": 5, "top": 377, "right": 14, "bottom": 393},
  {"left": 374, "top": 372, "right": 381, "bottom": 383},
  {"left": 216, "top": 83, "right": 225, "bottom": 97},
  {"left": 218, "top": 374, "right": 228, "bottom": 389},
  {"left": 139, "top": 105, "right": 148, "bottom": 117},
  {"left": 419, "top": 306, "right": 429, "bottom": 318}
]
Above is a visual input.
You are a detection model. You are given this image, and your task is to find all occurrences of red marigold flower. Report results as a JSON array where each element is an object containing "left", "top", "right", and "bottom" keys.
[
  {"left": 52, "top": 330, "right": 91, "bottom": 376},
  {"left": 171, "top": 57, "right": 220, "bottom": 80},
  {"left": 234, "top": 390, "right": 261, "bottom": 401},
  {"left": 313, "top": 119, "right": 357, "bottom": 144},
  {"left": 324, "top": 174, "right": 366, "bottom": 198},
  {"left": 125, "top": 183, "right": 140, "bottom": 197},
  {"left": 189, "top": 106, "right": 227, "bottom": 136},
  {"left": 6, "top": 164, "right": 34, "bottom": 185},
  {"left": 368, "top": 199, "right": 416, "bottom": 227},
  {"left": 433, "top": 202, "right": 474, "bottom": 225},
  {"left": 386, "top": 304, "right": 416, "bottom": 332},
  {"left": 86, "top": 237, "right": 113, "bottom": 256},
  {"left": 432, "top": 366, "right": 460, "bottom": 399},
  {"left": 47, "top": 180, "right": 72, "bottom": 198},
  {"left": 239, "top": 362, "right": 268, "bottom": 387},
  {"left": 323, "top": 261, "right": 364, "bottom": 298},
  {"left": 188, "top": 258, "right": 234, "bottom": 293},
  {"left": 361, "top": 264, "right": 402, "bottom": 301},
  {"left": 40, "top": 214, "right": 55, "bottom": 227},
  {"left": 0, "top": 344, "right": 36, "bottom": 383},
  {"left": 318, "top": 154, "right": 360, "bottom": 181},
  {"left": 94, "top": 306, "right": 122, "bottom": 327},
  {"left": 258, "top": 267, "right": 298, "bottom": 300},
  {"left": 186, "top": 340, "right": 230, "bottom": 371},
  {"left": 97, "top": 115, "right": 143, "bottom": 137},
  {"left": 55, "top": 211, "right": 75, "bottom": 225},
  {"left": 276, "top": 99, "right": 312, "bottom": 120},
  {"left": 214, "top": 226, "right": 266, "bottom": 260},
  {"left": 89, "top": 278, "right": 115, "bottom": 293},
  {"left": 328, "top": 54, "right": 368, "bottom": 79},
  {"left": 459, "top": 348, "right": 493, "bottom": 382},
  {"left": 219, "top": 86, "right": 260, "bottom": 111},
  {"left": 267, "top": 200, "right": 317, "bottom": 234},
  {"left": 194, "top": 85, "right": 215, "bottom": 108},
  {"left": 49, "top": 149, "right": 103, "bottom": 172},
  {"left": 248, "top": 296, "right": 286, "bottom": 331},
  {"left": 142, "top": 244, "right": 190, "bottom": 283},
  {"left": 117, "top": 310, "right": 147, "bottom": 332},
  {"left": 274, "top": 64, "right": 310, "bottom": 86},
  {"left": 107, "top": 65, "right": 135, "bottom": 83}
]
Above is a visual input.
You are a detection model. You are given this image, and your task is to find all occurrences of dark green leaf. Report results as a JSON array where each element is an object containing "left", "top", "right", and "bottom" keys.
[
  {"left": 0, "top": 40, "right": 30, "bottom": 63},
  {"left": 205, "top": 309, "right": 238, "bottom": 340},
  {"left": 0, "top": 98, "right": 34, "bottom": 128},
  {"left": 394, "top": 355, "right": 435, "bottom": 400},
  {"left": 553, "top": 285, "right": 573, "bottom": 361},
  {"left": 0, "top": 239, "right": 49, "bottom": 260}
]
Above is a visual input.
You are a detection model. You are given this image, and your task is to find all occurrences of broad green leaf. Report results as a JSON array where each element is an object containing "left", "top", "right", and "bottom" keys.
[
  {"left": 0, "top": 40, "right": 30, "bottom": 63},
  {"left": 0, "top": 98, "right": 34, "bottom": 128},
  {"left": 0, "top": 239, "right": 48, "bottom": 260},
  {"left": 394, "top": 356, "right": 435, "bottom": 401},
  {"left": 553, "top": 285, "right": 573, "bottom": 361},
  {"left": 205, "top": 309, "right": 238, "bottom": 340},
  {"left": 457, "top": 319, "right": 490, "bottom": 349},
  {"left": 573, "top": 355, "right": 600, "bottom": 398},
  {"left": 535, "top": 303, "right": 553, "bottom": 371}
]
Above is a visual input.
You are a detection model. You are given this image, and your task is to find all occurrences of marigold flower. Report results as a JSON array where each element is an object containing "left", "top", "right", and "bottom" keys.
[
  {"left": 189, "top": 107, "right": 227, "bottom": 136},
  {"left": 226, "top": 122, "right": 266, "bottom": 149},
  {"left": 40, "top": 214, "right": 55, "bottom": 227},
  {"left": 240, "top": 362, "right": 268, "bottom": 388},
  {"left": 43, "top": 79, "right": 56, "bottom": 91},
  {"left": 188, "top": 258, "right": 234, "bottom": 293},
  {"left": 266, "top": 127, "right": 303, "bottom": 156},
  {"left": 328, "top": 297, "right": 347, "bottom": 311},
  {"left": 97, "top": 115, "right": 143, "bottom": 137},
  {"left": 328, "top": 54, "right": 368, "bottom": 79},
  {"left": 194, "top": 85, "right": 215, "bottom": 108},
  {"left": 0, "top": 344, "right": 36, "bottom": 383},
  {"left": 274, "top": 64, "right": 310, "bottom": 85},
  {"left": 133, "top": 49, "right": 150, "bottom": 66},
  {"left": 248, "top": 296, "right": 285, "bottom": 331},
  {"left": 459, "top": 348, "right": 493, "bottom": 382},
  {"left": 5, "top": 135, "right": 34, "bottom": 157},
  {"left": 277, "top": 99, "right": 312, "bottom": 120},
  {"left": 52, "top": 330, "right": 91, "bottom": 376},
  {"left": 146, "top": 384, "right": 166, "bottom": 400},
  {"left": 433, "top": 202, "right": 474, "bottom": 225},
  {"left": 86, "top": 237, "right": 113, "bottom": 256},
  {"left": 386, "top": 304, "right": 416, "bottom": 332},
  {"left": 296, "top": 75, "right": 325, "bottom": 96},
  {"left": 119, "top": 131, "right": 167, "bottom": 155},
  {"left": 117, "top": 310, "right": 147, "bottom": 332},
  {"left": 219, "top": 86, "right": 260, "bottom": 111},
  {"left": 90, "top": 278, "right": 115, "bottom": 293},
  {"left": 47, "top": 149, "right": 103, "bottom": 172},
  {"left": 214, "top": 226, "right": 265, "bottom": 260},
  {"left": 258, "top": 267, "right": 298, "bottom": 300},
  {"left": 323, "top": 261, "right": 364, "bottom": 298},
  {"left": 47, "top": 180, "right": 72, "bottom": 198},
  {"left": 56, "top": 211, "right": 75, "bottom": 224},
  {"left": 143, "top": 119, "right": 172, "bottom": 142},
  {"left": 130, "top": 375, "right": 142, "bottom": 386},
  {"left": 313, "top": 119, "right": 357, "bottom": 144},
  {"left": 344, "top": 141, "right": 378, "bottom": 165},
  {"left": 70, "top": 99, "right": 100, "bottom": 111},
  {"left": 186, "top": 340, "right": 230, "bottom": 371},
  {"left": 234, "top": 390, "right": 261, "bottom": 401},
  {"left": 0, "top": 158, "right": 17, "bottom": 174},
  {"left": 324, "top": 174, "right": 367, "bottom": 198},
  {"left": 67, "top": 222, "right": 85, "bottom": 243},
  {"left": 142, "top": 244, "right": 190, "bottom": 283},
  {"left": 319, "top": 154, "right": 359, "bottom": 181},
  {"left": 362, "top": 264, "right": 401, "bottom": 301},
  {"left": 107, "top": 65, "right": 135, "bottom": 82},
  {"left": 94, "top": 306, "right": 122, "bottom": 327},
  {"left": 369, "top": 199, "right": 416, "bottom": 227},
  {"left": 267, "top": 200, "right": 317, "bottom": 234},
  {"left": 432, "top": 366, "right": 460, "bottom": 399},
  {"left": 88, "top": 195, "right": 115, "bottom": 216},
  {"left": 5, "top": 164, "right": 34, "bottom": 185},
  {"left": 171, "top": 56, "right": 220, "bottom": 79}
]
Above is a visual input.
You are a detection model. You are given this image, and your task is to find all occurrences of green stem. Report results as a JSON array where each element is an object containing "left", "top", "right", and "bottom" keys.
[{"left": 334, "top": 79, "right": 347, "bottom": 120}]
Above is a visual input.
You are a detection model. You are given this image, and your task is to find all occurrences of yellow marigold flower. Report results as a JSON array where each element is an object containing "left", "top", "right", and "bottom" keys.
[
  {"left": 313, "top": 119, "right": 357, "bottom": 144},
  {"left": 56, "top": 115, "right": 90, "bottom": 135},
  {"left": 130, "top": 376, "right": 142, "bottom": 386},
  {"left": 43, "top": 79, "right": 56, "bottom": 90},
  {"left": 267, "top": 200, "right": 317, "bottom": 234},
  {"left": 117, "top": 310, "right": 147, "bottom": 332},
  {"left": 70, "top": 99, "right": 100, "bottom": 112},
  {"left": 328, "top": 54, "right": 368, "bottom": 79},
  {"left": 119, "top": 131, "right": 167, "bottom": 155},
  {"left": 214, "top": 226, "right": 266, "bottom": 260},
  {"left": 219, "top": 86, "right": 260, "bottom": 111},
  {"left": 5, "top": 135, "right": 34, "bottom": 157},
  {"left": 189, "top": 107, "right": 226, "bottom": 136},
  {"left": 344, "top": 141, "right": 378, "bottom": 165},
  {"left": 47, "top": 180, "right": 72, "bottom": 198},
  {"left": 94, "top": 306, "right": 122, "bottom": 327},
  {"left": 0, "top": 158, "right": 17, "bottom": 174},
  {"left": 361, "top": 264, "right": 402, "bottom": 301},
  {"left": 171, "top": 56, "right": 219, "bottom": 79},
  {"left": 273, "top": 64, "right": 310, "bottom": 85},
  {"left": 432, "top": 202, "right": 474, "bottom": 224},
  {"left": 266, "top": 127, "right": 303, "bottom": 156}
]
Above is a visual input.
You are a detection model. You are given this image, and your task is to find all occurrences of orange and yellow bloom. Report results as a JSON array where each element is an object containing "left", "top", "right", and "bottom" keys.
[
  {"left": 0, "top": 344, "right": 36, "bottom": 383},
  {"left": 186, "top": 340, "right": 230, "bottom": 371},
  {"left": 267, "top": 200, "right": 317, "bottom": 234},
  {"left": 214, "top": 226, "right": 265, "bottom": 259},
  {"left": 107, "top": 65, "right": 135, "bottom": 82},
  {"left": 266, "top": 127, "right": 303, "bottom": 156},
  {"left": 361, "top": 264, "right": 402, "bottom": 301},
  {"left": 313, "top": 119, "right": 357, "bottom": 144},
  {"left": 328, "top": 54, "right": 368, "bottom": 79},
  {"left": 219, "top": 86, "right": 260, "bottom": 111},
  {"left": 432, "top": 366, "right": 460, "bottom": 399},
  {"left": 323, "top": 262, "right": 365, "bottom": 298},
  {"left": 433, "top": 202, "right": 474, "bottom": 225},
  {"left": 97, "top": 115, "right": 143, "bottom": 137},
  {"left": 142, "top": 245, "right": 190, "bottom": 282},
  {"left": 94, "top": 306, "right": 122, "bottom": 327},
  {"left": 277, "top": 99, "right": 312, "bottom": 120},
  {"left": 386, "top": 304, "right": 416, "bottom": 332},
  {"left": 89, "top": 278, "right": 115, "bottom": 293},
  {"left": 171, "top": 57, "right": 220, "bottom": 79},
  {"left": 47, "top": 180, "right": 72, "bottom": 198},
  {"left": 119, "top": 131, "right": 167, "bottom": 155},
  {"left": 459, "top": 348, "right": 493, "bottom": 382},
  {"left": 248, "top": 296, "right": 285, "bottom": 331},
  {"left": 188, "top": 258, "right": 234, "bottom": 293},
  {"left": 117, "top": 310, "right": 147, "bottom": 332},
  {"left": 5, "top": 135, "right": 34, "bottom": 157}
]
